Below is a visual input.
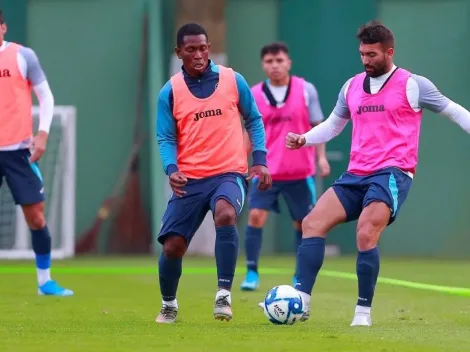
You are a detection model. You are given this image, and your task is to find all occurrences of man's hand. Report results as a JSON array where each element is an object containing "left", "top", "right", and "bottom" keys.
[
  {"left": 169, "top": 172, "right": 188, "bottom": 197},
  {"left": 30, "top": 131, "right": 49, "bottom": 163},
  {"left": 247, "top": 165, "right": 272, "bottom": 191},
  {"left": 318, "top": 157, "right": 331, "bottom": 177},
  {"left": 286, "top": 132, "right": 306, "bottom": 150}
]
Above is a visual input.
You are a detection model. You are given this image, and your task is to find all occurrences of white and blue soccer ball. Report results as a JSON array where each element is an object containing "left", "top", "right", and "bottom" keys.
[{"left": 263, "top": 285, "right": 305, "bottom": 325}]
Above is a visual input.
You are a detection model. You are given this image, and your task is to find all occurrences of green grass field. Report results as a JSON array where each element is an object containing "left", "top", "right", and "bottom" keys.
[{"left": 0, "top": 256, "right": 469, "bottom": 352}]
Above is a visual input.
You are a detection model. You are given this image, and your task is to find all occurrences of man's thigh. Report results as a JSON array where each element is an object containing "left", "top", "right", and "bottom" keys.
[
  {"left": 158, "top": 178, "right": 211, "bottom": 245},
  {"left": 332, "top": 172, "right": 368, "bottom": 222},
  {"left": 1, "top": 149, "right": 45, "bottom": 205},
  {"left": 363, "top": 167, "right": 413, "bottom": 225},
  {"left": 210, "top": 173, "right": 248, "bottom": 216}
]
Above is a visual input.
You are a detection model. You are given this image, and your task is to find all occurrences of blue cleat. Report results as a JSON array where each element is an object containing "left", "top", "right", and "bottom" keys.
[
  {"left": 38, "top": 280, "right": 74, "bottom": 296},
  {"left": 240, "top": 270, "right": 259, "bottom": 291}
]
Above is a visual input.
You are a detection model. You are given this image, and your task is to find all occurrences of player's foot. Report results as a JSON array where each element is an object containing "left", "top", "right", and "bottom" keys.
[
  {"left": 350, "top": 306, "right": 372, "bottom": 326},
  {"left": 156, "top": 305, "right": 178, "bottom": 324},
  {"left": 213, "top": 289, "right": 232, "bottom": 321},
  {"left": 240, "top": 270, "right": 259, "bottom": 291},
  {"left": 300, "top": 309, "right": 310, "bottom": 322},
  {"left": 298, "top": 291, "right": 310, "bottom": 322},
  {"left": 38, "top": 280, "right": 74, "bottom": 296}
]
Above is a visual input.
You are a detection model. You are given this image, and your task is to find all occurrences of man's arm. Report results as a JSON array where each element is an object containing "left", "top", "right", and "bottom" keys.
[
  {"left": 234, "top": 72, "right": 267, "bottom": 166},
  {"left": 21, "top": 47, "right": 54, "bottom": 133},
  {"left": 302, "top": 78, "right": 352, "bottom": 146},
  {"left": 412, "top": 75, "right": 470, "bottom": 133},
  {"left": 156, "top": 82, "right": 179, "bottom": 175}
]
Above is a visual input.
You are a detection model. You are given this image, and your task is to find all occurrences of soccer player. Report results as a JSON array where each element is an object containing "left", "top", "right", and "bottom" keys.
[
  {"left": 156, "top": 23, "right": 271, "bottom": 323},
  {"left": 0, "top": 10, "right": 72, "bottom": 296},
  {"left": 240, "top": 42, "right": 330, "bottom": 291},
  {"left": 285, "top": 20, "right": 470, "bottom": 326}
]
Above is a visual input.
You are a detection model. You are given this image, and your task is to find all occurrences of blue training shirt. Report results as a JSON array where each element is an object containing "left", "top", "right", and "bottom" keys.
[{"left": 156, "top": 60, "right": 267, "bottom": 176}]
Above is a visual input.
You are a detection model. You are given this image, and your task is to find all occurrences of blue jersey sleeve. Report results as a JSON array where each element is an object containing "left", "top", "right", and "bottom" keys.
[
  {"left": 235, "top": 72, "right": 267, "bottom": 166},
  {"left": 156, "top": 81, "right": 179, "bottom": 175}
]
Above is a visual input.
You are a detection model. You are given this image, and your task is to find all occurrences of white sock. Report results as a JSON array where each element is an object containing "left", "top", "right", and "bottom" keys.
[
  {"left": 355, "top": 305, "right": 371, "bottom": 315},
  {"left": 37, "top": 268, "right": 51, "bottom": 286},
  {"left": 216, "top": 289, "right": 231, "bottom": 305},
  {"left": 162, "top": 299, "right": 178, "bottom": 309},
  {"left": 299, "top": 292, "right": 311, "bottom": 307}
]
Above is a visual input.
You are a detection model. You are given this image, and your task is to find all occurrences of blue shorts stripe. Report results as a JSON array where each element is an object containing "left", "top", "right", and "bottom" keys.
[
  {"left": 236, "top": 177, "right": 245, "bottom": 209},
  {"left": 306, "top": 176, "right": 317, "bottom": 204},
  {"left": 30, "top": 162, "right": 43, "bottom": 183},
  {"left": 388, "top": 173, "right": 398, "bottom": 216}
]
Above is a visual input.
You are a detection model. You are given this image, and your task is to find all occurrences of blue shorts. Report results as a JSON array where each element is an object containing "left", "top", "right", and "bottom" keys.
[
  {"left": 248, "top": 176, "right": 317, "bottom": 221},
  {"left": 0, "top": 149, "right": 44, "bottom": 205},
  {"left": 332, "top": 167, "right": 412, "bottom": 225},
  {"left": 158, "top": 172, "right": 248, "bottom": 245}
]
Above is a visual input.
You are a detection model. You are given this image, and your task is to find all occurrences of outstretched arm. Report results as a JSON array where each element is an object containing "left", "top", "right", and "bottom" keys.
[
  {"left": 156, "top": 82, "right": 178, "bottom": 176},
  {"left": 235, "top": 72, "right": 267, "bottom": 166},
  {"left": 412, "top": 75, "right": 470, "bottom": 133}
]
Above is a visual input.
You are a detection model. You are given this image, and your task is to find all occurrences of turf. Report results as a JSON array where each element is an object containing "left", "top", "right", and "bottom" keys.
[{"left": 0, "top": 256, "right": 469, "bottom": 352}]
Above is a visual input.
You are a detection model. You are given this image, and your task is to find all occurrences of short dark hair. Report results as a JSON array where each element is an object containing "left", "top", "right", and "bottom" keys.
[
  {"left": 357, "top": 20, "right": 395, "bottom": 48},
  {"left": 176, "top": 23, "right": 208, "bottom": 47},
  {"left": 260, "top": 42, "right": 289, "bottom": 59},
  {"left": 0, "top": 10, "right": 4, "bottom": 24}
]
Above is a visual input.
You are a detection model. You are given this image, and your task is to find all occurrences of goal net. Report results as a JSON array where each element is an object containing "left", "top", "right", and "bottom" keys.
[{"left": 0, "top": 106, "right": 76, "bottom": 259}]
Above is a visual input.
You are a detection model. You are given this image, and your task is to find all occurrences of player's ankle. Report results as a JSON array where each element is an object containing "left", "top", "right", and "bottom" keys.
[
  {"left": 299, "top": 291, "right": 311, "bottom": 306},
  {"left": 162, "top": 299, "right": 178, "bottom": 308},
  {"left": 355, "top": 304, "right": 371, "bottom": 314}
]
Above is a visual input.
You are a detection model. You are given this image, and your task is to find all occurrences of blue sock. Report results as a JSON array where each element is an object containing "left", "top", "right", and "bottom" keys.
[
  {"left": 295, "top": 237, "right": 325, "bottom": 294},
  {"left": 215, "top": 225, "right": 239, "bottom": 289},
  {"left": 244, "top": 226, "right": 262, "bottom": 272},
  {"left": 294, "top": 229, "right": 302, "bottom": 254},
  {"left": 31, "top": 227, "right": 51, "bottom": 270},
  {"left": 158, "top": 253, "right": 182, "bottom": 301},
  {"left": 356, "top": 247, "right": 380, "bottom": 307},
  {"left": 293, "top": 229, "right": 303, "bottom": 278}
]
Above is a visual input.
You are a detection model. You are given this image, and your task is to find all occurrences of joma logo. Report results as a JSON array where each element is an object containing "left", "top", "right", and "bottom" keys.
[
  {"left": 356, "top": 105, "right": 385, "bottom": 115},
  {"left": 194, "top": 109, "right": 222, "bottom": 121}
]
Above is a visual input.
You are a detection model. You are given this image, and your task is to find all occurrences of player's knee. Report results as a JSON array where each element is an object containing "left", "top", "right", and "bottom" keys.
[
  {"left": 163, "top": 236, "right": 187, "bottom": 259},
  {"left": 356, "top": 224, "right": 379, "bottom": 251},
  {"left": 22, "top": 203, "right": 46, "bottom": 230},
  {"left": 301, "top": 213, "right": 328, "bottom": 238},
  {"left": 248, "top": 209, "right": 267, "bottom": 228},
  {"left": 214, "top": 201, "right": 237, "bottom": 227}
]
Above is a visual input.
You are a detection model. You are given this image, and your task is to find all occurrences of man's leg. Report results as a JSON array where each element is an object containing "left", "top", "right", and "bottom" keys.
[
  {"left": 350, "top": 201, "right": 388, "bottom": 327},
  {"left": 294, "top": 187, "right": 349, "bottom": 319},
  {"left": 281, "top": 176, "right": 317, "bottom": 285},
  {"left": 351, "top": 168, "right": 412, "bottom": 327},
  {"left": 240, "top": 209, "right": 268, "bottom": 290},
  {"left": 4, "top": 149, "right": 72, "bottom": 296},
  {"left": 156, "top": 180, "right": 210, "bottom": 324},
  {"left": 241, "top": 179, "right": 279, "bottom": 291},
  {"left": 210, "top": 174, "right": 247, "bottom": 321}
]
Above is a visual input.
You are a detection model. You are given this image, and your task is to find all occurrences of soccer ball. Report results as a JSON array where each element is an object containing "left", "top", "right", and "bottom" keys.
[{"left": 262, "top": 285, "right": 305, "bottom": 325}]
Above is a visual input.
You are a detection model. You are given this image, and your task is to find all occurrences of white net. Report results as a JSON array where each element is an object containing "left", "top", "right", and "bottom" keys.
[{"left": 0, "top": 106, "right": 76, "bottom": 259}]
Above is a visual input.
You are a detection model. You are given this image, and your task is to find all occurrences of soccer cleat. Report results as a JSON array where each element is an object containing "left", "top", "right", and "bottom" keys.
[
  {"left": 156, "top": 305, "right": 178, "bottom": 324},
  {"left": 38, "top": 280, "right": 73, "bottom": 296},
  {"left": 240, "top": 270, "right": 259, "bottom": 291},
  {"left": 299, "top": 309, "right": 310, "bottom": 322},
  {"left": 350, "top": 312, "right": 372, "bottom": 326},
  {"left": 213, "top": 293, "right": 232, "bottom": 321}
]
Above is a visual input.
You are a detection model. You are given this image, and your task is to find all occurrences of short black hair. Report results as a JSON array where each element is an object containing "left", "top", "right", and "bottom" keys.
[
  {"left": 176, "top": 23, "right": 208, "bottom": 47},
  {"left": 0, "top": 10, "right": 4, "bottom": 24},
  {"left": 260, "top": 41, "right": 289, "bottom": 59},
  {"left": 357, "top": 20, "right": 395, "bottom": 48}
]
